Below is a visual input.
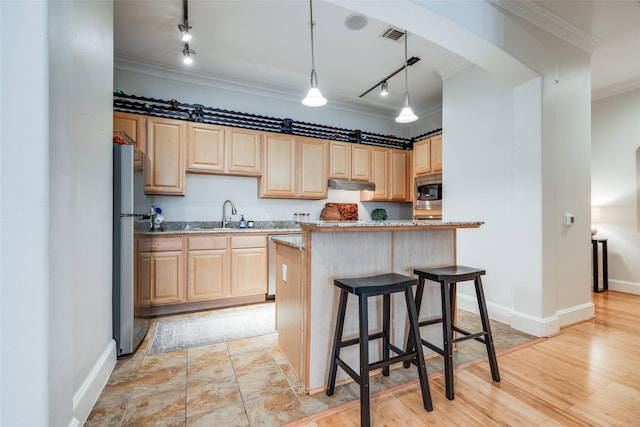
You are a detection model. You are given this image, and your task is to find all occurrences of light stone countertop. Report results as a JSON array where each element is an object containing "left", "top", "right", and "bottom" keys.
[
  {"left": 270, "top": 234, "right": 304, "bottom": 250},
  {"left": 298, "top": 219, "right": 483, "bottom": 231},
  {"left": 135, "top": 221, "right": 302, "bottom": 235}
]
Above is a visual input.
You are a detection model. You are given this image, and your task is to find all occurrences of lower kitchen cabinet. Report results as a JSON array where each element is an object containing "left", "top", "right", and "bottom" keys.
[
  {"left": 187, "top": 236, "right": 229, "bottom": 300},
  {"left": 136, "top": 233, "right": 268, "bottom": 313},
  {"left": 137, "top": 237, "right": 185, "bottom": 306},
  {"left": 231, "top": 235, "right": 267, "bottom": 296}
]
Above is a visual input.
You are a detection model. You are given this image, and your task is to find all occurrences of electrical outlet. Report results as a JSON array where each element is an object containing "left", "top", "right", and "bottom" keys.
[{"left": 282, "top": 264, "right": 287, "bottom": 282}]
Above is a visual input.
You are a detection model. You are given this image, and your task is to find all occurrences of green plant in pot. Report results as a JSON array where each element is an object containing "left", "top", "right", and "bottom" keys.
[{"left": 371, "top": 208, "right": 388, "bottom": 221}]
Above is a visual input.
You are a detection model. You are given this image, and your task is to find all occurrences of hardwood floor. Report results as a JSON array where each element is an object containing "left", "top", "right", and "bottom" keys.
[{"left": 290, "top": 291, "right": 640, "bottom": 426}]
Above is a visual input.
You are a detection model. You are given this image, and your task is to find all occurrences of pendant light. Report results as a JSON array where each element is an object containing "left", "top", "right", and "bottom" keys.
[
  {"left": 395, "top": 31, "right": 418, "bottom": 123},
  {"left": 302, "top": 0, "right": 327, "bottom": 107}
]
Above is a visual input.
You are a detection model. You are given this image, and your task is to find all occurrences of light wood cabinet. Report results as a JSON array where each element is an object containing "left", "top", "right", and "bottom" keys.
[
  {"left": 137, "top": 237, "right": 185, "bottom": 306},
  {"left": 390, "top": 149, "right": 410, "bottom": 201},
  {"left": 231, "top": 235, "right": 267, "bottom": 296},
  {"left": 351, "top": 144, "right": 372, "bottom": 181},
  {"left": 226, "top": 128, "right": 262, "bottom": 175},
  {"left": 413, "top": 135, "right": 442, "bottom": 177},
  {"left": 260, "top": 133, "right": 297, "bottom": 198},
  {"left": 275, "top": 242, "right": 305, "bottom": 382},
  {"left": 187, "top": 124, "right": 261, "bottom": 176},
  {"left": 361, "top": 148, "right": 410, "bottom": 202},
  {"left": 187, "top": 123, "right": 225, "bottom": 173},
  {"left": 187, "top": 236, "right": 229, "bottom": 301},
  {"left": 430, "top": 134, "right": 442, "bottom": 173},
  {"left": 298, "top": 137, "right": 328, "bottom": 199},
  {"left": 413, "top": 138, "right": 432, "bottom": 176},
  {"left": 113, "top": 112, "right": 147, "bottom": 153},
  {"left": 261, "top": 134, "right": 328, "bottom": 199},
  {"left": 145, "top": 116, "right": 186, "bottom": 195},
  {"left": 329, "top": 141, "right": 372, "bottom": 182},
  {"left": 329, "top": 141, "right": 351, "bottom": 179}
]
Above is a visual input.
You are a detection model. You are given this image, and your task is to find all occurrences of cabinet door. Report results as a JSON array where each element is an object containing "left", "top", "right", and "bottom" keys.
[
  {"left": 430, "top": 134, "right": 442, "bottom": 173},
  {"left": 413, "top": 138, "right": 431, "bottom": 176},
  {"left": 113, "top": 112, "right": 146, "bottom": 153},
  {"left": 298, "top": 137, "right": 328, "bottom": 199},
  {"left": 370, "top": 147, "right": 389, "bottom": 200},
  {"left": 146, "top": 117, "right": 186, "bottom": 195},
  {"left": 187, "top": 123, "right": 225, "bottom": 173},
  {"left": 226, "top": 128, "right": 261, "bottom": 176},
  {"left": 351, "top": 144, "right": 372, "bottom": 181},
  {"left": 329, "top": 141, "right": 351, "bottom": 179},
  {"left": 260, "top": 133, "right": 296, "bottom": 198},
  {"left": 139, "top": 251, "right": 184, "bottom": 305},
  {"left": 187, "top": 249, "right": 229, "bottom": 300},
  {"left": 231, "top": 247, "right": 267, "bottom": 296},
  {"left": 390, "top": 149, "right": 409, "bottom": 201}
]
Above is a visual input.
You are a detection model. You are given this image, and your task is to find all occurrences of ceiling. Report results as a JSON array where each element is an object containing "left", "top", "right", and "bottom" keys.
[{"left": 114, "top": 1, "right": 640, "bottom": 118}]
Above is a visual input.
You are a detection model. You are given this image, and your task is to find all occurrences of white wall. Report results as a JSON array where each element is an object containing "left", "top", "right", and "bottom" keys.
[
  {"left": 592, "top": 88, "right": 640, "bottom": 294},
  {"left": 2, "top": 1, "right": 115, "bottom": 426},
  {"left": 1, "top": 2, "right": 50, "bottom": 425}
]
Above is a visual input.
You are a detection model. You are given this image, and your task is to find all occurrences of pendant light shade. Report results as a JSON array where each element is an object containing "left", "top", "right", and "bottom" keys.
[
  {"left": 395, "top": 31, "right": 418, "bottom": 123},
  {"left": 302, "top": 0, "right": 327, "bottom": 107}
]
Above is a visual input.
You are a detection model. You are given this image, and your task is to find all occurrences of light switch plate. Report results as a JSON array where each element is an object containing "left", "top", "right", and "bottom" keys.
[{"left": 282, "top": 264, "right": 287, "bottom": 282}]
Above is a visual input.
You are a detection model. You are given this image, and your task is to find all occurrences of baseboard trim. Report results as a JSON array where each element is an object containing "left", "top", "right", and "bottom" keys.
[
  {"left": 608, "top": 279, "right": 640, "bottom": 295},
  {"left": 71, "top": 339, "right": 117, "bottom": 426},
  {"left": 459, "top": 293, "right": 600, "bottom": 337}
]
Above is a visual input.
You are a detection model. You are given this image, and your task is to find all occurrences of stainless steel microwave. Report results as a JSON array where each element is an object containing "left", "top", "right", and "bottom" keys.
[{"left": 414, "top": 173, "right": 442, "bottom": 211}]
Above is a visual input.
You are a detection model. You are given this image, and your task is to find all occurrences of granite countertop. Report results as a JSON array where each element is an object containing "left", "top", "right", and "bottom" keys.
[
  {"left": 270, "top": 235, "right": 305, "bottom": 250},
  {"left": 298, "top": 220, "right": 484, "bottom": 231},
  {"left": 135, "top": 221, "right": 302, "bottom": 235}
]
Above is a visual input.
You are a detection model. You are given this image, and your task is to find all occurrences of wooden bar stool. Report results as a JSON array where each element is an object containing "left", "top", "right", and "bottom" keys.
[
  {"left": 405, "top": 265, "right": 500, "bottom": 400},
  {"left": 327, "top": 273, "right": 433, "bottom": 426}
]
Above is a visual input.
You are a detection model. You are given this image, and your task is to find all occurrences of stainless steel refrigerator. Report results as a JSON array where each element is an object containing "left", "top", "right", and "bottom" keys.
[{"left": 113, "top": 144, "right": 149, "bottom": 357}]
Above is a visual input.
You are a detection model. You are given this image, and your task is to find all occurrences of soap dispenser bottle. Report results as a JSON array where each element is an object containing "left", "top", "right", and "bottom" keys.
[{"left": 239, "top": 215, "right": 246, "bottom": 229}]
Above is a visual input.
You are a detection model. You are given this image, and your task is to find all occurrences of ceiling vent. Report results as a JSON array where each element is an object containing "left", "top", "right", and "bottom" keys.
[{"left": 380, "top": 26, "right": 405, "bottom": 42}]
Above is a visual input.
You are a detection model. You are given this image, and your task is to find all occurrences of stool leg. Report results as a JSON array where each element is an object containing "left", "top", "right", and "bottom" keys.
[
  {"left": 474, "top": 276, "right": 500, "bottom": 382},
  {"left": 382, "top": 294, "right": 390, "bottom": 377},
  {"left": 405, "top": 287, "right": 433, "bottom": 412},
  {"left": 327, "top": 290, "right": 348, "bottom": 396},
  {"left": 359, "top": 294, "right": 371, "bottom": 427},
  {"left": 441, "top": 280, "right": 455, "bottom": 400},
  {"left": 403, "top": 277, "right": 425, "bottom": 369}
]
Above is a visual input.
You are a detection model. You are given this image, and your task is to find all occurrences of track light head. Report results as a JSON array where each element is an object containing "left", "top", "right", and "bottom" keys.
[
  {"left": 178, "top": 23, "right": 192, "bottom": 42},
  {"left": 182, "top": 44, "right": 195, "bottom": 65},
  {"left": 381, "top": 81, "right": 389, "bottom": 96}
]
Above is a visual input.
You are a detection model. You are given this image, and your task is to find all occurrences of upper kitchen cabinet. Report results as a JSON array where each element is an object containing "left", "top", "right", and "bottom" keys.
[
  {"left": 413, "top": 134, "right": 442, "bottom": 177},
  {"left": 113, "top": 112, "right": 147, "bottom": 153},
  {"left": 298, "top": 137, "right": 328, "bottom": 199},
  {"left": 187, "top": 124, "right": 261, "bottom": 176},
  {"left": 226, "top": 128, "right": 261, "bottom": 176},
  {"left": 260, "top": 134, "right": 328, "bottom": 199},
  {"left": 361, "top": 147, "right": 410, "bottom": 202},
  {"left": 146, "top": 116, "right": 186, "bottom": 195},
  {"left": 260, "top": 133, "right": 297, "bottom": 198},
  {"left": 329, "top": 141, "right": 372, "bottom": 181}
]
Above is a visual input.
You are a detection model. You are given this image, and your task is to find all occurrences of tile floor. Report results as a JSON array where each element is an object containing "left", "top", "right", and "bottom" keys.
[{"left": 86, "top": 304, "right": 535, "bottom": 427}]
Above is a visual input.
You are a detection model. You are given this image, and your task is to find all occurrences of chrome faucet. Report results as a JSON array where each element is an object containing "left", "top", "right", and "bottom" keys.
[{"left": 222, "top": 200, "right": 237, "bottom": 228}]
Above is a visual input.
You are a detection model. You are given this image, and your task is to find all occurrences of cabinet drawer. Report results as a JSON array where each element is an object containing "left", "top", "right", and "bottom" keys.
[
  {"left": 231, "top": 235, "right": 266, "bottom": 249},
  {"left": 138, "top": 237, "right": 184, "bottom": 252},
  {"left": 188, "top": 236, "right": 228, "bottom": 251}
]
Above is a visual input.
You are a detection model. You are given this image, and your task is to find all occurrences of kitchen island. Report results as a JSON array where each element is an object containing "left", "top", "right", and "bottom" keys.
[{"left": 272, "top": 220, "right": 482, "bottom": 394}]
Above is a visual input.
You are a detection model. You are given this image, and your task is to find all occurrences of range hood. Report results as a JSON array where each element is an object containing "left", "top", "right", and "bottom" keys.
[{"left": 327, "top": 179, "right": 376, "bottom": 191}]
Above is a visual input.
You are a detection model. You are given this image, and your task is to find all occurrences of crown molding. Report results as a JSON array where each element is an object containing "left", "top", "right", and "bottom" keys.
[
  {"left": 114, "top": 56, "right": 403, "bottom": 121},
  {"left": 488, "top": 0, "right": 600, "bottom": 53},
  {"left": 592, "top": 77, "right": 640, "bottom": 101},
  {"left": 418, "top": 102, "right": 443, "bottom": 117},
  {"left": 437, "top": 58, "right": 473, "bottom": 81}
]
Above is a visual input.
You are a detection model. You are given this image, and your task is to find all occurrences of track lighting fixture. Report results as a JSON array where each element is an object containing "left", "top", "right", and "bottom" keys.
[
  {"left": 302, "top": 0, "right": 327, "bottom": 107},
  {"left": 395, "top": 31, "right": 418, "bottom": 124},
  {"left": 380, "top": 81, "right": 389, "bottom": 96},
  {"left": 183, "top": 43, "right": 195, "bottom": 65},
  {"left": 178, "top": 0, "right": 194, "bottom": 64}
]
